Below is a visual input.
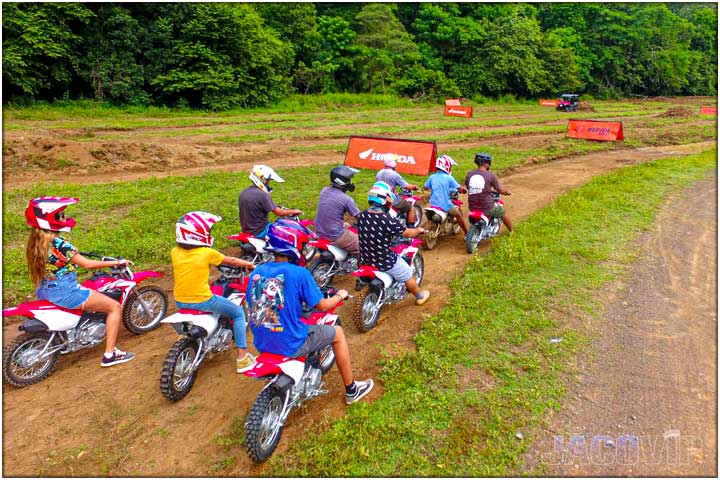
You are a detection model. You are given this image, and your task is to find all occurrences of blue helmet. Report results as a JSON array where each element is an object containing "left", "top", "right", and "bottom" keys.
[
  {"left": 368, "top": 181, "right": 396, "bottom": 206},
  {"left": 265, "top": 222, "right": 303, "bottom": 263}
]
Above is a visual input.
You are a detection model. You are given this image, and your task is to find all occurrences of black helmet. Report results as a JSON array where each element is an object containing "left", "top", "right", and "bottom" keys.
[
  {"left": 330, "top": 166, "right": 359, "bottom": 192},
  {"left": 474, "top": 152, "right": 493, "bottom": 166}
]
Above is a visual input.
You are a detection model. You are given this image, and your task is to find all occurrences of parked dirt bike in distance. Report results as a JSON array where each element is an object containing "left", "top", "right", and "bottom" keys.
[
  {"left": 351, "top": 237, "right": 424, "bottom": 333},
  {"left": 465, "top": 192, "right": 504, "bottom": 254},
  {"left": 228, "top": 212, "right": 317, "bottom": 267},
  {"left": 389, "top": 188, "right": 424, "bottom": 228},
  {"left": 422, "top": 190, "right": 463, "bottom": 250},
  {"left": 307, "top": 226, "right": 359, "bottom": 289},
  {"left": 242, "top": 288, "right": 344, "bottom": 463},
  {"left": 2, "top": 253, "right": 167, "bottom": 387},
  {"left": 159, "top": 264, "right": 249, "bottom": 402}
]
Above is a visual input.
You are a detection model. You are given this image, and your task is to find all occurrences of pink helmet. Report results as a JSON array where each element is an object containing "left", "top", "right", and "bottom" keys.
[
  {"left": 435, "top": 154, "right": 457, "bottom": 174},
  {"left": 176, "top": 211, "right": 222, "bottom": 247},
  {"left": 382, "top": 154, "right": 397, "bottom": 169},
  {"left": 25, "top": 196, "right": 79, "bottom": 232}
]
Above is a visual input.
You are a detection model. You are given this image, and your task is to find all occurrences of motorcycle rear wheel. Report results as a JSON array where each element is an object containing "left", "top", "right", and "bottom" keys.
[
  {"left": 465, "top": 225, "right": 483, "bottom": 254},
  {"left": 160, "top": 337, "right": 199, "bottom": 402},
  {"left": 3, "top": 332, "right": 59, "bottom": 387},
  {"left": 408, "top": 204, "right": 423, "bottom": 228},
  {"left": 352, "top": 288, "right": 382, "bottom": 333},
  {"left": 308, "top": 258, "right": 334, "bottom": 289},
  {"left": 422, "top": 224, "right": 440, "bottom": 250},
  {"left": 245, "top": 387, "right": 285, "bottom": 463},
  {"left": 122, "top": 285, "right": 168, "bottom": 334}
]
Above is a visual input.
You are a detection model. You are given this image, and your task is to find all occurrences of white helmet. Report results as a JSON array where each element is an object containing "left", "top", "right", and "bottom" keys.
[
  {"left": 382, "top": 154, "right": 397, "bottom": 169},
  {"left": 175, "top": 211, "right": 222, "bottom": 247},
  {"left": 249, "top": 164, "right": 284, "bottom": 193},
  {"left": 435, "top": 154, "right": 457, "bottom": 174}
]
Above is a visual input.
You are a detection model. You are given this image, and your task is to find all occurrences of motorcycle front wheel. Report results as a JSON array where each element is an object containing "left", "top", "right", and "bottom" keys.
[
  {"left": 308, "top": 258, "right": 334, "bottom": 289},
  {"left": 352, "top": 288, "right": 382, "bottom": 333},
  {"left": 465, "top": 225, "right": 483, "bottom": 254},
  {"left": 245, "top": 387, "right": 285, "bottom": 463},
  {"left": 122, "top": 285, "right": 168, "bottom": 334},
  {"left": 3, "top": 332, "right": 60, "bottom": 387},
  {"left": 160, "top": 337, "right": 200, "bottom": 402}
]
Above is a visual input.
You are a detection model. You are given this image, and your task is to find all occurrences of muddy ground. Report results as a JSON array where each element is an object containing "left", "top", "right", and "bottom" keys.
[{"left": 1, "top": 100, "right": 717, "bottom": 476}]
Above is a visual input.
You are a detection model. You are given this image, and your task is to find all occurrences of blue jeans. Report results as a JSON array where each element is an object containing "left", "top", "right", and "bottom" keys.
[
  {"left": 36, "top": 271, "right": 91, "bottom": 309},
  {"left": 176, "top": 295, "right": 247, "bottom": 349}
]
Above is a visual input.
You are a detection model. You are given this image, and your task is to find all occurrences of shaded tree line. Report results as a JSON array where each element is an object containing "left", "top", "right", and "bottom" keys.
[{"left": 3, "top": 2, "right": 716, "bottom": 109}]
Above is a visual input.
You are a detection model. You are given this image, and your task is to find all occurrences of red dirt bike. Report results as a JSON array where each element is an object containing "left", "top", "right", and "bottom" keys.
[
  {"left": 2, "top": 253, "right": 167, "bottom": 387},
  {"left": 389, "top": 188, "right": 424, "bottom": 228},
  {"left": 350, "top": 238, "right": 424, "bottom": 332},
  {"left": 159, "top": 264, "right": 249, "bottom": 402},
  {"left": 307, "top": 226, "right": 359, "bottom": 289},
  {"left": 242, "top": 289, "right": 344, "bottom": 462},
  {"left": 228, "top": 214, "right": 317, "bottom": 267},
  {"left": 465, "top": 192, "right": 505, "bottom": 254},
  {"left": 422, "top": 190, "right": 463, "bottom": 250}
]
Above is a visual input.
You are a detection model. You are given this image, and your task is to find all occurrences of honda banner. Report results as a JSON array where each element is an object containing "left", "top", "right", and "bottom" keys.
[
  {"left": 445, "top": 98, "right": 462, "bottom": 106},
  {"left": 345, "top": 136, "right": 437, "bottom": 176},
  {"left": 444, "top": 105, "right": 473, "bottom": 118},
  {"left": 539, "top": 99, "right": 559, "bottom": 107},
  {"left": 700, "top": 106, "right": 717, "bottom": 115},
  {"left": 566, "top": 119, "right": 624, "bottom": 141}
]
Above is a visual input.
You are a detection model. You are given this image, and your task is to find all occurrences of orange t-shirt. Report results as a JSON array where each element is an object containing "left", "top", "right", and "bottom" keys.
[{"left": 171, "top": 246, "right": 225, "bottom": 303}]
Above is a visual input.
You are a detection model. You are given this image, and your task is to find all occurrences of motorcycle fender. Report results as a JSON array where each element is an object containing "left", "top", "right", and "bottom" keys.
[
  {"left": 373, "top": 271, "right": 393, "bottom": 289},
  {"left": 327, "top": 244, "right": 347, "bottom": 261},
  {"left": 32, "top": 308, "right": 82, "bottom": 331},
  {"left": 265, "top": 374, "right": 295, "bottom": 394},
  {"left": 276, "top": 359, "right": 305, "bottom": 386},
  {"left": 20, "top": 318, "right": 50, "bottom": 333},
  {"left": 248, "top": 237, "right": 268, "bottom": 252},
  {"left": 131, "top": 270, "right": 164, "bottom": 283},
  {"left": 161, "top": 311, "right": 219, "bottom": 335},
  {"left": 319, "top": 250, "right": 335, "bottom": 262}
]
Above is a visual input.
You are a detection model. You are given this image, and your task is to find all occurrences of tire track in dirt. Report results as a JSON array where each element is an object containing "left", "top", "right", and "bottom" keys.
[{"left": 1, "top": 141, "right": 715, "bottom": 476}]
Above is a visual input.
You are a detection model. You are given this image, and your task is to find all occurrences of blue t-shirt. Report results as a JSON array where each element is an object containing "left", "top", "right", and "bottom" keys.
[
  {"left": 424, "top": 171, "right": 460, "bottom": 212},
  {"left": 247, "top": 261, "right": 324, "bottom": 357}
]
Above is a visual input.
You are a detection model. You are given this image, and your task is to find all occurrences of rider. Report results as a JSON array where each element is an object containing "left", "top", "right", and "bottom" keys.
[
  {"left": 356, "top": 182, "right": 430, "bottom": 305},
  {"left": 238, "top": 164, "right": 302, "bottom": 238},
  {"left": 375, "top": 155, "right": 420, "bottom": 226},
  {"left": 24, "top": 196, "right": 135, "bottom": 367},
  {"left": 246, "top": 222, "right": 374, "bottom": 405},
  {"left": 314, "top": 166, "right": 361, "bottom": 256},
  {"left": 423, "top": 154, "right": 468, "bottom": 235},
  {"left": 172, "top": 211, "right": 257, "bottom": 373},
  {"left": 465, "top": 153, "right": 513, "bottom": 232}
]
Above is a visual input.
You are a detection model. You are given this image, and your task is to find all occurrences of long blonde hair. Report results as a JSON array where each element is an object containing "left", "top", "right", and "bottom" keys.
[{"left": 26, "top": 228, "right": 58, "bottom": 287}]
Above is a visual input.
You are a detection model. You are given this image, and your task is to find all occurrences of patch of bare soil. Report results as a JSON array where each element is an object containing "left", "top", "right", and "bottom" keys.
[
  {"left": 1, "top": 140, "right": 715, "bottom": 477},
  {"left": 578, "top": 101, "right": 596, "bottom": 112},
  {"left": 525, "top": 176, "right": 717, "bottom": 476},
  {"left": 657, "top": 106, "right": 696, "bottom": 117}
]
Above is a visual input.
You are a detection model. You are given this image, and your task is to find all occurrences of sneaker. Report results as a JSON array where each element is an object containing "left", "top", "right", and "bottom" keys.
[
  {"left": 415, "top": 290, "right": 431, "bottom": 305},
  {"left": 101, "top": 348, "right": 136, "bottom": 367},
  {"left": 345, "top": 379, "right": 374, "bottom": 405},
  {"left": 236, "top": 352, "right": 257, "bottom": 373}
]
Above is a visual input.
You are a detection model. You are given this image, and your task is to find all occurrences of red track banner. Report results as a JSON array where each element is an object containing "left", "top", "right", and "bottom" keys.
[
  {"left": 700, "top": 106, "right": 717, "bottom": 115},
  {"left": 566, "top": 119, "right": 624, "bottom": 141},
  {"left": 539, "top": 99, "right": 559, "bottom": 107},
  {"left": 345, "top": 136, "right": 437, "bottom": 176},
  {"left": 444, "top": 105, "right": 473, "bottom": 118},
  {"left": 445, "top": 98, "right": 461, "bottom": 106}
]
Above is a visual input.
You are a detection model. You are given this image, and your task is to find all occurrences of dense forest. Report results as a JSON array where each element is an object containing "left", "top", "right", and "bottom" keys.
[{"left": 2, "top": 2, "right": 717, "bottom": 109}]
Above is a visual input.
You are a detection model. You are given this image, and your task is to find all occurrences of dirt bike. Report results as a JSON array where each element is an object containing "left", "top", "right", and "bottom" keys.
[
  {"left": 465, "top": 192, "right": 505, "bottom": 254},
  {"left": 228, "top": 213, "right": 317, "bottom": 267},
  {"left": 2, "top": 253, "right": 167, "bottom": 387},
  {"left": 307, "top": 226, "right": 359, "bottom": 289},
  {"left": 350, "top": 237, "right": 424, "bottom": 333},
  {"left": 389, "top": 188, "right": 424, "bottom": 228},
  {"left": 422, "top": 190, "right": 463, "bottom": 250},
  {"left": 159, "top": 264, "right": 249, "bottom": 402},
  {"left": 242, "top": 290, "right": 343, "bottom": 463}
]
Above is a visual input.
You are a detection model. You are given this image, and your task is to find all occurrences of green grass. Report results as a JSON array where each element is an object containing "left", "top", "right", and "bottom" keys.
[{"left": 237, "top": 148, "right": 715, "bottom": 476}]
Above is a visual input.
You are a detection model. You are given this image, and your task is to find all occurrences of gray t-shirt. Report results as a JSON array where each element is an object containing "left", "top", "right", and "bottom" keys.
[
  {"left": 314, "top": 186, "right": 360, "bottom": 241},
  {"left": 238, "top": 186, "right": 277, "bottom": 236},
  {"left": 375, "top": 168, "right": 408, "bottom": 205}
]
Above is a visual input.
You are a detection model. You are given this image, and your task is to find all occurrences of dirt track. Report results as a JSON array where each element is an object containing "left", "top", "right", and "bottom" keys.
[{"left": 2, "top": 140, "right": 715, "bottom": 476}]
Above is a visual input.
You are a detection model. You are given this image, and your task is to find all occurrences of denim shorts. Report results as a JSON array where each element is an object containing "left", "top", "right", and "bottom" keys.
[
  {"left": 36, "top": 271, "right": 91, "bottom": 309},
  {"left": 384, "top": 256, "right": 412, "bottom": 283},
  {"left": 292, "top": 325, "right": 336, "bottom": 357}
]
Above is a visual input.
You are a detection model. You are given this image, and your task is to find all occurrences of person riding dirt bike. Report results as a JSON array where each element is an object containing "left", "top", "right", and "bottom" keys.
[
  {"left": 423, "top": 154, "right": 468, "bottom": 236},
  {"left": 24, "top": 196, "right": 135, "bottom": 367},
  {"left": 465, "top": 153, "right": 513, "bottom": 232},
  {"left": 314, "top": 166, "right": 361, "bottom": 256},
  {"left": 356, "top": 182, "right": 430, "bottom": 305},
  {"left": 238, "top": 165, "right": 303, "bottom": 238},
  {"left": 246, "top": 222, "right": 374, "bottom": 405},
  {"left": 172, "top": 211, "right": 257, "bottom": 373},
  {"left": 375, "top": 155, "right": 421, "bottom": 226}
]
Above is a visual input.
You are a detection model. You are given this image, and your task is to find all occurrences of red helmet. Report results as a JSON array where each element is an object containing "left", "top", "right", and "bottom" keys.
[
  {"left": 25, "top": 196, "right": 79, "bottom": 232},
  {"left": 435, "top": 154, "right": 457, "bottom": 174},
  {"left": 175, "top": 211, "right": 222, "bottom": 247}
]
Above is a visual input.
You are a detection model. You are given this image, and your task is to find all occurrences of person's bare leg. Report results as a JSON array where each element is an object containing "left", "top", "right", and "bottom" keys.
[
  {"left": 332, "top": 326, "right": 354, "bottom": 386},
  {"left": 502, "top": 215, "right": 513, "bottom": 232},
  {"left": 82, "top": 290, "right": 122, "bottom": 353}
]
